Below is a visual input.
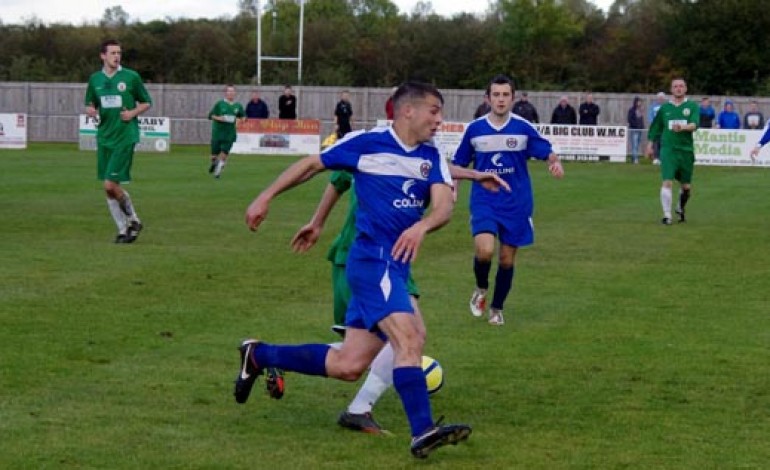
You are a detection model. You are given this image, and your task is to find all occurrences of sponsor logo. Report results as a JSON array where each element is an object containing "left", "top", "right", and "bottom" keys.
[
  {"left": 486, "top": 153, "right": 514, "bottom": 174},
  {"left": 394, "top": 179, "right": 425, "bottom": 209}
]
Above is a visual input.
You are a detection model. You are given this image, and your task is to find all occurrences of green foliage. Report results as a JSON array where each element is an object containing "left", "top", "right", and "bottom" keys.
[
  {"left": 1, "top": 144, "right": 769, "bottom": 467},
  {"left": 665, "top": 0, "right": 770, "bottom": 95},
  {"left": 1, "top": 0, "right": 770, "bottom": 93}
]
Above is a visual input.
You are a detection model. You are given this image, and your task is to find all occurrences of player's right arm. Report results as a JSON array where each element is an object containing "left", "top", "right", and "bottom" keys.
[
  {"left": 291, "top": 181, "right": 344, "bottom": 252},
  {"left": 246, "top": 155, "right": 326, "bottom": 232},
  {"left": 646, "top": 106, "right": 663, "bottom": 158},
  {"left": 84, "top": 80, "right": 98, "bottom": 118}
]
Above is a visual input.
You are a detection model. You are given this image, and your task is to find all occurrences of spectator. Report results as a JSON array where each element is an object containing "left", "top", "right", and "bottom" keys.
[
  {"left": 627, "top": 97, "right": 645, "bottom": 164},
  {"left": 578, "top": 92, "right": 600, "bottom": 125},
  {"left": 648, "top": 92, "right": 666, "bottom": 124},
  {"left": 698, "top": 97, "right": 715, "bottom": 128},
  {"left": 743, "top": 101, "right": 765, "bottom": 130},
  {"left": 278, "top": 85, "right": 297, "bottom": 119},
  {"left": 384, "top": 86, "right": 397, "bottom": 120},
  {"left": 512, "top": 91, "right": 539, "bottom": 123},
  {"left": 648, "top": 92, "right": 667, "bottom": 165},
  {"left": 717, "top": 100, "right": 740, "bottom": 129},
  {"left": 473, "top": 98, "right": 491, "bottom": 119},
  {"left": 551, "top": 96, "right": 577, "bottom": 125},
  {"left": 334, "top": 90, "right": 353, "bottom": 138},
  {"left": 245, "top": 90, "right": 269, "bottom": 119}
]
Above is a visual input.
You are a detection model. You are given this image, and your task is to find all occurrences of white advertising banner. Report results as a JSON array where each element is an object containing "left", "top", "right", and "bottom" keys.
[
  {"left": 0, "top": 113, "right": 28, "bottom": 149},
  {"left": 376, "top": 119, "right": 467, "bottom": 161},
  {"left": 534, "top": 124, "right": 628, "bottom": 162},
  {"left": 694, "top": 128, "right": 770, "bottom": 167},
  {"left": 231, "top": 119, "right": 321, "bottom": 155},
  {"left": 79, "top": 115, "right": 171, "bottom": 152}
]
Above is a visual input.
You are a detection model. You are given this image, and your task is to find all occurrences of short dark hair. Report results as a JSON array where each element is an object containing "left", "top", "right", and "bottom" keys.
[
  {"left": 100, "top": 39, "right": 120, "bottom": 54},
  {"left": 393, "top": 81, "right": 444, "bottom": 109},
  {"left": 486, "top": 74, "right": 515, "bottom": 97}
]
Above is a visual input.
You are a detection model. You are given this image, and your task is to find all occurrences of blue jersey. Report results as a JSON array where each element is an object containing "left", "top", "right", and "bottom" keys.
[
  {"left": 452, "top": 113, "right": 553, "bottom": 217},
  {"left": 320, "top": 126, "right": 452, "bottom": 251}
]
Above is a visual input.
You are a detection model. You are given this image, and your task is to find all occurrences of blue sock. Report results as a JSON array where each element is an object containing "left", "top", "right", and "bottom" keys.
[
  {"left": 253, "top": 343, "right": 329, "bottom": 377},
  {"left": 473, "top": 257, "right": 491, "bottom": 290},
  {"left": 491, "top": 266, "right": 515, "bottom": 310},
  {"left": 393, "top": 366, "right": 433, "bottom": 437}
]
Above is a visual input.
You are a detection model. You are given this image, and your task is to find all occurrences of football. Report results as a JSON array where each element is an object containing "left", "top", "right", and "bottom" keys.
[{"left": 422, "top": 355, "right": 444, "bottom": 395}]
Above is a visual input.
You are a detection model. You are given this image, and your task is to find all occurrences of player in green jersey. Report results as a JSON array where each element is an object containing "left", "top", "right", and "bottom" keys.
[
  {"left": 84, "top": 39, "right": 153, "bottom": 243},
  {"left": 646, "top": 78, "right": 699, "bottom": 225},
  {"left": 208, "top": 85, "right": 246, "bottom": 178}
]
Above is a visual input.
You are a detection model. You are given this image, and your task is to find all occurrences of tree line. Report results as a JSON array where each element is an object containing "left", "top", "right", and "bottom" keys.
[{"left": 1, "top": 0, "right": 768, "bottom": 96}]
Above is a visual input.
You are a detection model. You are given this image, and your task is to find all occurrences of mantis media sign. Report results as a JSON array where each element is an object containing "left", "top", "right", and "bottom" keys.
[{"left": 79, "top": 115, "right": 170, "bottom": 152}]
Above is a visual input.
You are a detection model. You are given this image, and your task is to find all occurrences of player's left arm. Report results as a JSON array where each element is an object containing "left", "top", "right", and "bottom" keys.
[
  {"left": 121, "top": 76, "right": 152, "bottom": 121},
  {"left": 237, "top": 104, "right": 247, "bottom": 124},
  {"left": 392, "top": 182, "right": 454, "bottom": 263},
  {"left": 750, "top": 123, "right": 770, "bottom": 160},
  {"left": 528, "top": 130, "right": 564, "bottom": 179},
  {"left": 546, "top": 152, "right": 564, "bottom": 178}
]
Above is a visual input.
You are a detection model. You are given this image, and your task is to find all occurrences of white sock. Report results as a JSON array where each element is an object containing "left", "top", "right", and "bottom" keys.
[
  {"left": 119, "top": 190, "right": 140, "bottom": 223},
  {"left": 347, "top": 342, "right": 394, "bottom": 414},
  {"left": 660, "top": 186, "right": 672, "bottom": 219},
  {"left": 107, "top": 198, "right": 128, "bottom": 234},
  {"left": 214, "top": 159, "right": 226, "bottom": 176}
]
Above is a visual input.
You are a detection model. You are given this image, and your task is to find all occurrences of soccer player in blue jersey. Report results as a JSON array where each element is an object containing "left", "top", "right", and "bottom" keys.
[
  {"left": 291, "top": 166, "right": 508, "bottom": 435},
  {"left": 235, "top": 82, "right": 474, "bottom": 458},
  {"left": 451, "top": 74, "right": 564, "bottom": 326}
]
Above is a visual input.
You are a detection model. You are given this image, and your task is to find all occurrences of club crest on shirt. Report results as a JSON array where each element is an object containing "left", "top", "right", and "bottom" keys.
[
  {"left": 683, "top": 108, "right": 690, "bottom": 117},
  {"left": 117, "top": 82, "right": 127, "bottom": 92},
  {"left": 420, "top": 161, "right": 431, "bottom": 178},
  {"left": 506, "top": 137, "right": 518, "bottom": 148}
]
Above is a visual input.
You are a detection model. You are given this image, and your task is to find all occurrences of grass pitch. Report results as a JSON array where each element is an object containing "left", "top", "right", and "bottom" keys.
[{"left": 1, "top": 143, "right": 769, "bottom": 468}]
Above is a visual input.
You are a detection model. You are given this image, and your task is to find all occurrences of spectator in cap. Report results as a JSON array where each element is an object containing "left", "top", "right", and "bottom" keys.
[{"left": 717, "top": 100, "right": 740, "bottom": 129}]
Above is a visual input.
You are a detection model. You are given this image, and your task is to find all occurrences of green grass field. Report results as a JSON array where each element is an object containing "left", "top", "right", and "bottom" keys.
[{"left": 2, "top": 143, "right": 769, "bottom": 469}]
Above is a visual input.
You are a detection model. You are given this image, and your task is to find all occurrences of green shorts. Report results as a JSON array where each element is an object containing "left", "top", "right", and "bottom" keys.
[
  {"left": 211, "top": 139, "right": 235, "bottom": 156},
  {"left": 97, "top": 143, "right": 136, "bottom": 183},
  {"left": 332, "top": 263, "right": 420, "bottom": 326},
  {"left": 660, "top": 149, "right": 695, "bottom": 184}
]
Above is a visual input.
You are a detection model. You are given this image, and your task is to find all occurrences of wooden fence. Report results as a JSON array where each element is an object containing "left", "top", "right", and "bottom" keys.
[{"left": 1, "top": 82, "right": 766, "bottom": 145}]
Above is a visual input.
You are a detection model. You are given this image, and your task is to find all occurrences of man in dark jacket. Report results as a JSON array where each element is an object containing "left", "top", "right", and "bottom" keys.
[
  {"left": 334, "top": 90, "right": 353, "bottom": 138},
  {"left": 245, "top": 91, "right": 269, "bottom": 119},
  {"left": 512, "top": 92, "right": 539, "bottom": 123},
  {"left": 579, "top": 93, "right": 600, "bottom": 125},
  {"left": 551, "top": 96, "right": 577, "bottom": 124},
  {"left": 278, "top": 85, "right": 297, "bottom": 119}
]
